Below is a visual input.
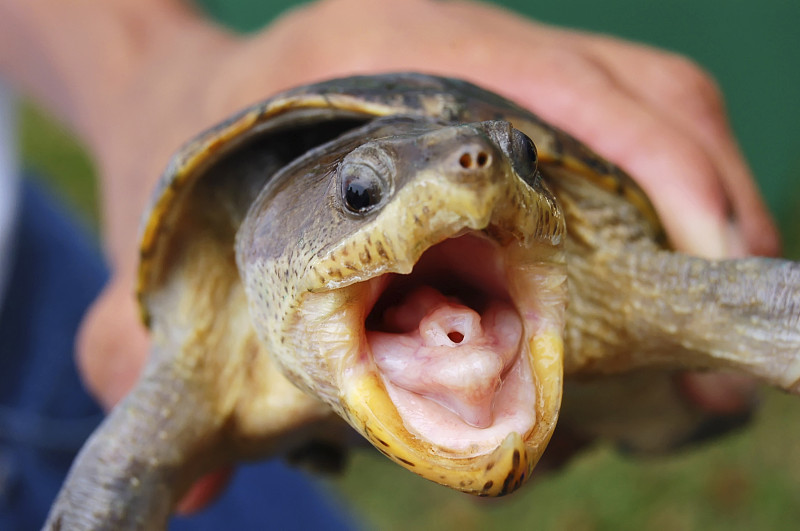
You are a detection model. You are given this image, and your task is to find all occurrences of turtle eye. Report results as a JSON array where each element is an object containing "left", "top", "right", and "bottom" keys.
[
  {"left": 339, "top": 162, "right": 386, "bottom": 214},
  {"left": 510, "top": 129, "right": 539, "bottom": 188}
]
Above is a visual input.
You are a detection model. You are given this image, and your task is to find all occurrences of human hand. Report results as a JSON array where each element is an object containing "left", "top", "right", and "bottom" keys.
[
  {"left": 218, "top": 0, "right": 779, "bottom": 259},
  {"left": 73, "top": 0, "right": 775, "bottom": 509}
]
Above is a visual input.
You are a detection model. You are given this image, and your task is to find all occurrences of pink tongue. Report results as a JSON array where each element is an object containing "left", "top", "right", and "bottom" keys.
[{"left": 368, "top": 287, "right": 523, "bottom": 428}]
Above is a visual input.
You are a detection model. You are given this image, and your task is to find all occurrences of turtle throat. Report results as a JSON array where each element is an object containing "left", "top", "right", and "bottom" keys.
[{"left": 362, "top": 233, "right": 539, "bottom": 453}]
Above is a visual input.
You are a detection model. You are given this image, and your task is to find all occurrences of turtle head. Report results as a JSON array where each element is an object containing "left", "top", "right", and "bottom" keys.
[{"left": 237, "top": 117, "right": 567, "bottom": 495}]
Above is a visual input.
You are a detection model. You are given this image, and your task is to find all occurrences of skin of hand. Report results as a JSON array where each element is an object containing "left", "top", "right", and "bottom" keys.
[{"left": 0, "top": 0, "right": 779, "bottom": 513}]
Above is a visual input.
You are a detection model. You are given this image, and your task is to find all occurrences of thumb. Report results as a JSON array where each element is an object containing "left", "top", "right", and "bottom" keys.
[{"left": 76, "top": 274, "right": 150, "bottom": 410}]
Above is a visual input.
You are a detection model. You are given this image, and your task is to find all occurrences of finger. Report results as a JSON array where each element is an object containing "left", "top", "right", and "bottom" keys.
[
  {"left": 76, "top": 274, "right": 150, "bottom": 409},
  {"left": 575, "top": 34, "right": 780, "bottom": 256},
  {"left": 175, "top": 467, "right": 233, "bottom": 515},
  {"left": 271, "top": 4, "right": 739, "bottom": 257},
  {"left": 248, "top": 0, "right": 763, "bottom": 258},
  {"left": 481, "top": 47, "right": 734, "bottom": 257},
  {"left": 679, "top": 371, "right": 758, "bottom": 415}
]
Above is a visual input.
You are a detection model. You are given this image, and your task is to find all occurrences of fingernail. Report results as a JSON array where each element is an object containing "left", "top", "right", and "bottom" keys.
[
  {"left": 679, "top": 215, "right": 747, "bottom": 259},
  {"left": 677, "top": 213, "right": 728, "bottom": 259},
  {"left": 724, "top": 221, "right": 748, "bottom": 257}
]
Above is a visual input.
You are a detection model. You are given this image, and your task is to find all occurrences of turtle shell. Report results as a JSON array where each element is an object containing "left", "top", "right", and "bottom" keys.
[{"left": 136, "top": 73, "right": 663, "bottom": 323}]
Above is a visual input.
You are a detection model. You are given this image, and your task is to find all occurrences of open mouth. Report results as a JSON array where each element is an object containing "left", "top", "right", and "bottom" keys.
[
  {"left": 233, "top": 116, "right": 568, "bottom": 495},
  {"left": 283, "top": 191, "right": 567, "bottom": 495},
  {"left": 361, "top": 233, "right": 538, "bottom": 455}
]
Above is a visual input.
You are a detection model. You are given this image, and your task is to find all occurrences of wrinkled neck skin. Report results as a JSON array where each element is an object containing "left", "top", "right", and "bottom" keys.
[
  {"left": 551, "top": 166, "right": 800, "bottom": 394},
  {"left": 238, "top": 119, "right": 568, "bottom": 495},
  {"left": 566, "top": 240, "right": 800, "bottom": 392}
]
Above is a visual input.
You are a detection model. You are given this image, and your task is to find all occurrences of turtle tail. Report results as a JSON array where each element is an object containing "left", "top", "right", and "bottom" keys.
[{"left": 566, "top": 243, "right": 800, "bottom": 394}]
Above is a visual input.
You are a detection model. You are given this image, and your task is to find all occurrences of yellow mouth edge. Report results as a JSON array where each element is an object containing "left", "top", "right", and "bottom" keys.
[{"left": 342, "top": 328, "right": 564, "bottom": 496}]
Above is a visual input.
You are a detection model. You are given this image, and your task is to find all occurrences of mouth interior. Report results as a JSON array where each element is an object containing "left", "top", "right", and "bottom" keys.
[{"left": 364, "top": 233, "right": 537, "bottom": 453}]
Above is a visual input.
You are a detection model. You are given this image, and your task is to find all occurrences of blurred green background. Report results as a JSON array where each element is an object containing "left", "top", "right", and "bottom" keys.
[{"left": 20, "top": 1, "right": 800, "bottom": 529}]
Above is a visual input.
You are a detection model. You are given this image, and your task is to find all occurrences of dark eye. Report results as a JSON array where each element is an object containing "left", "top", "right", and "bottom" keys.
[
  {"left": 340, "top": 162, "right": 386, "bottom": 214},
  {"left": 511, "top": 129, "right": 539, "bottom": 188}
]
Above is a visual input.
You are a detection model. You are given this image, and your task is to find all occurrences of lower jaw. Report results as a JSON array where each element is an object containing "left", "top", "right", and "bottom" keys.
[
  {"left": 338, "top": 324, "right": 563, "bottom": 496},
  {"left": 292, "top": 234, "right": 567, "bottom": 494}
]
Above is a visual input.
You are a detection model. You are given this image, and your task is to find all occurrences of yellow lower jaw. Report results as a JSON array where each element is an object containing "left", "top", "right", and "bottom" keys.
[
  {"left": 342, "top": 328, "right": 563, "bottom": 496},
  {"left": 527, "top": 328, "right": 564, "bottom": 459}
]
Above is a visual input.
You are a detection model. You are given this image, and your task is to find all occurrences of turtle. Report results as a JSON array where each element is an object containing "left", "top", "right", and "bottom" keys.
[{"left": 45, "top": 73, "right": 800, "bottom": 530}]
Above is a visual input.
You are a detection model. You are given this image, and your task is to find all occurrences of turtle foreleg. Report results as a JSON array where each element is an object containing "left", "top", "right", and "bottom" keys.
[
  {"left": 566, "top": 243, "right": 800, "bottom": 394},
  {"left": 43, "top": 281, "right": 334, "bottom": 530},
  {"left": 42, "top": 346, "right": 227, "bottom": 531}
]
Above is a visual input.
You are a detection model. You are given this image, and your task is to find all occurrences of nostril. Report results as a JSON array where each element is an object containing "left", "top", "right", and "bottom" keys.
[
  {"left": 447, "top": 331, "right": 465, "bottom": 343},
  {"left": 459, "top": 151, "right": 491, "bottom": 169}
]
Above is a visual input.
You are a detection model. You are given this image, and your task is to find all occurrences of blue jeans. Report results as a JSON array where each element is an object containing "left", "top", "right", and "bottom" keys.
[{"left": 0, "top": 181, "right": 357, "bottom": 530}]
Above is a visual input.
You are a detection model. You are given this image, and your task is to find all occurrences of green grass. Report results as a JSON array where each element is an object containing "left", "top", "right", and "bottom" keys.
[
  {"left": 19, "top": 101, "right": 99, "bottom": 230},
  {"left": 20, "top": 104, "right": 800, "bottom": 530}
]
